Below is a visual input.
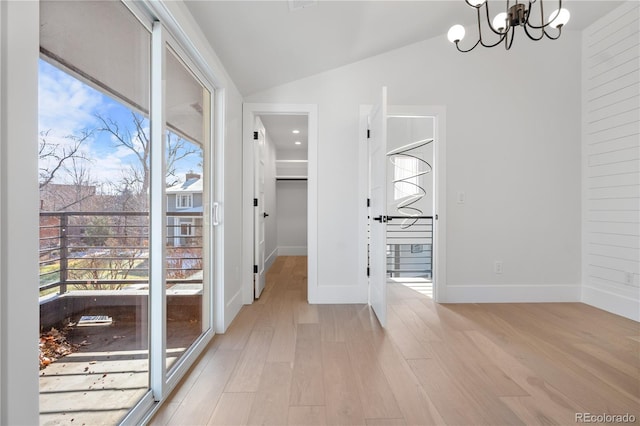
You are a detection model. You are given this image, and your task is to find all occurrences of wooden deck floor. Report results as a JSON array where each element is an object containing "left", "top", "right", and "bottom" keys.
[{"left": 152, "top": 256, "right": 639, "bottom": 426}]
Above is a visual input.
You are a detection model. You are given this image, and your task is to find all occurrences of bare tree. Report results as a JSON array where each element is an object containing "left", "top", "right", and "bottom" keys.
[
  {"left": 166, "top": 131, "right": 199, "bottom": 184},
  {"left": 96, "top": 111, "right": 198, "bottom": 199},
  {"left": 58, "top": 156, "right": 96, "bottom": 211},
  {"left": 39, "top": 129, "right": 91, "bottom": 189},
  {"left": 95, "top": 112, "right": 151, "bottom": 195}
]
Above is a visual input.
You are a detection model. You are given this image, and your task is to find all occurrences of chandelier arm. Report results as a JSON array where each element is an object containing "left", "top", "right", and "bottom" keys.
[
  {"left": 481, "top": 33, "right": 507, "bottom": 48},
  {"left": 484, "top": 1, "right": 506, "bottom": 35},
  {"left": 523, "top": 22, "right": 546, "bottom": 41},
  {"left": 526, "top": 0, "right": 563, "bottom": 29},
  {"left": 455, "top": 39, "right": 482, "bottom": 53},
  {"left": 522, "top": 0, "right": 536, "bottom": 27},
  {"left": 544, "top": 25, "right": 562, "bottom": 40},
  {"left": 476, "top": 27, "right": 513, "bottom": 47},
  {"left": 506, "top": 26, "right": 516, "bottom": 50}
]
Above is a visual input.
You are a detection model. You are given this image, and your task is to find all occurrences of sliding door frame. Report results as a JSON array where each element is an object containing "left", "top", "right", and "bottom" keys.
[{"left": 119, "top": 1, "right": 225, "bottom": 423}]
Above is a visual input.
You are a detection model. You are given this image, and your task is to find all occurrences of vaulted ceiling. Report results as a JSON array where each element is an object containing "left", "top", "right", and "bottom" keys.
[{"left": 185, "top": 0, "right": 623, "bottom": 96}]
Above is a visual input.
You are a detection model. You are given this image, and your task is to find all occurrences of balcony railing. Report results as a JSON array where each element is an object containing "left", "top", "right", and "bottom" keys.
[
  {"left": 39, "top": 211, "right": 203, "bottom": 296},
  {"left": 386, "top": 215, "right": 433, "bottom": 279}
]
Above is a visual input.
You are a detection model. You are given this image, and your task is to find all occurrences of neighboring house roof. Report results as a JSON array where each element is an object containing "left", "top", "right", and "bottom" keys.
[{"left": 166, "top": 174, "right": 202, "bottom": 193}]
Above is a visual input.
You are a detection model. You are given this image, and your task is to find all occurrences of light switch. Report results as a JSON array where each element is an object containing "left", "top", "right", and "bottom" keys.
[{"left": 457, "top": 191, "right": 465, "bottom": 204}]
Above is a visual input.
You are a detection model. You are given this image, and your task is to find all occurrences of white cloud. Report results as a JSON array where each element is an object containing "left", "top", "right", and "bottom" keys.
[{"left": 38, "top": 61, "right": 102, "bottom": 136}]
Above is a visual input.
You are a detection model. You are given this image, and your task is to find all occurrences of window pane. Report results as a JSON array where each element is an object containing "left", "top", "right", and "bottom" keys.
[
  {"left": 39, "top": 2, "right": 151, "bottom": 424},
  {"left": 387, "top": 116, "right": 434, "bottom": 216},
  {"left": 165, "top": 45, "right": 211, "bottom": 373}
]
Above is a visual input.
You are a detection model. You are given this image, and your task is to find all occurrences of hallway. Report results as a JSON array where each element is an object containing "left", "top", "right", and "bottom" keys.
[{"left": 152, "top": 256, "right": 639, "bottom": 425}]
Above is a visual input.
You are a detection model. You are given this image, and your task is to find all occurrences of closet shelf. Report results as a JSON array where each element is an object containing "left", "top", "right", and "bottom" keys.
[{"left": 276, "top": 176, "right": 307, "bottom": 181}]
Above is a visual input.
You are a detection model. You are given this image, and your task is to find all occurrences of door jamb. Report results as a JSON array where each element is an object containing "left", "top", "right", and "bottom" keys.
[{"left": 242, "top": 103, "right": 318, "bottom": 304}]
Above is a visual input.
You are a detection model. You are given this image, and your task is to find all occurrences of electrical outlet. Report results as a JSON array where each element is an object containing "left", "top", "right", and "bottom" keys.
[{"left": 494, "top": 261, "right": 503, "bottom": 274}]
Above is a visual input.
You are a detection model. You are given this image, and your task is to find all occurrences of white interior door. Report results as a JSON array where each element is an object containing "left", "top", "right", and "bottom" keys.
[
  {"left": 369, "top": 87, "right": 388, "bottom": 326},
  {"left": 254, "top": 126, "right": 267, "bottom": 298}
]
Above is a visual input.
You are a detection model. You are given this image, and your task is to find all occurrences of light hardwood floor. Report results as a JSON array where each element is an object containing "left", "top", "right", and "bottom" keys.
[{"left": 151, "top": 256, "right": 640, "bottom": 426}]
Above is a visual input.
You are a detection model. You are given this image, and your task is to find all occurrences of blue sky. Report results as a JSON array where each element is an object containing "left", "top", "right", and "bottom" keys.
[{"left": 38, "top": 59, "right": 201, "bottom": 189}]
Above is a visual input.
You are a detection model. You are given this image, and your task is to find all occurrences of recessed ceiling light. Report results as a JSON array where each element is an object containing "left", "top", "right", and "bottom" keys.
[
  {"left": 294, "top": 141, "right": 301, "bottom": 145},
  {"left": 292, "top": 130, "right": 300, "bottom": 134}
]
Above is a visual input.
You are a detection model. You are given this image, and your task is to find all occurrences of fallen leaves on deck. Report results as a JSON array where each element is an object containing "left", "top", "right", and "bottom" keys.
[{"left": 39, "top": 326, "right": 80, "bottom": 370}]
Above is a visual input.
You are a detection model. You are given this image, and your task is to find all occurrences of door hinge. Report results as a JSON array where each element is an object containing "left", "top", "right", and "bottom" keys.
[
  {"left": 367, "top": 198, "right": 370, "bottom": 207},
  {"left": 254, "top": 265, "right": 258, "bottom": 274},
  {"left": 253, "top": 131, "right": 259, "bottom": 140},
  {"left": 367, "top": 267, "right": 370, "bottom": 277},
  {"left": 253, "top": 198, "right": 258, "bottom": 207},
  {"left": 367, "top": 129, "right": 370, "bottom": 139},
  {"left": 435, "top": 214, "right": 439, "bottom": 220}
]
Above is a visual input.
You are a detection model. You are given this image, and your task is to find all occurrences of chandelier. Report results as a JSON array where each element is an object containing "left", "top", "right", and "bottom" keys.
[{"left": 447, "top": 0, "right": 570, "bottom": 52}]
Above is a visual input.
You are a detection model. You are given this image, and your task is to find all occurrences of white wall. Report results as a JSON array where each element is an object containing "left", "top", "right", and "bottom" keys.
[
  {"left": 246, "top": 29, "right": 583, "bottom": 303},
  {"left": 277, "top": 181, "right": 308, "bottom": 255},
  {"left": 581, "top": 1, "right": 640, "bottom": 321},
  {"left": 0, "top": 2, "right": 40, "bottom": 424}
]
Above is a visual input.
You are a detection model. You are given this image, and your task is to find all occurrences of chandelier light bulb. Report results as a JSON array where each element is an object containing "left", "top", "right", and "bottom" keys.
[
  {"left": 492, "top": 12, "right": 508, "bottom": 32},
  {"left": 548, "top": 8, "right": 570, "bottom": 28},
  {"left": 447, "top": 25, "right": 466, "bottom": 43},
  {"left": 465, "top": 0, "right": 487, "bottom": 7}
]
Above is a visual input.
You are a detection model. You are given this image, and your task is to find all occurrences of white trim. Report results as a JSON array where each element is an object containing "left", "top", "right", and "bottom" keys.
[
  {"left": 213, "top": 88, "right": 225, "bottom": 334},
  {"left": 0, "top": 2, "right": 39, "bottom": 424},
  {"left": 443, "top": 284, "right": 581, "bottom": 303},
  {"left": 0, "top": 0, "right": 3, "bottom": 416},
  {"left": 265, "top": 247, "right": 278, "bottom": 271},
  {"left": 278, "top": 246, "right": 307, "bottom": 256},
  {"left": 243, "top": 103, "right": 318, "bottom": 304},
  {"left": 582, "top": 286, "right": 640, "bottom": 322},
  {"left": 149, "top": 20, "right": 167, "bottom": 402},
  {"left": 142, "top": 2, "right": 223, "bottom": 90},
  {"left": 224, "top": 288, "right": 243, "bottom": 331}
]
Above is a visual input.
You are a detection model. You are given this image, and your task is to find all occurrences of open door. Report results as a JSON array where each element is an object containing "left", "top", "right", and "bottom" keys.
[
  {"left": 369, "top": 87, "right": 388, "bottom": 326},
  {"left": 254, "top": 125, "right": 267, "bottom": 298}
]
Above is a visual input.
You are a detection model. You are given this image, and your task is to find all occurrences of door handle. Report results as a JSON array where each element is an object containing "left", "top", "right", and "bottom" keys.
[
  {"left": 263, "top": 212, "right": 269, "bottom": 218},
  {"left": 212, "top": 202, "right": 221, "bottom": 226},
  {"left": 373, "top": 215, "right": 387, "bottom": 223}
]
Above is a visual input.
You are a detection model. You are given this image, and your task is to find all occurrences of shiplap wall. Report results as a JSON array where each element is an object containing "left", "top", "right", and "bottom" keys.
[{"left": 582, "top": 0, "right": 640, "bottom": 321}]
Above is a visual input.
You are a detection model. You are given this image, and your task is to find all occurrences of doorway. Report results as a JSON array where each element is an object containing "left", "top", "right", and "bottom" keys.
[
  {"left": 242, "top": 104, "right": 318, "bottom": 305},
  {"left": 362, "top": 93, "right": 446, "bottom": 326}
]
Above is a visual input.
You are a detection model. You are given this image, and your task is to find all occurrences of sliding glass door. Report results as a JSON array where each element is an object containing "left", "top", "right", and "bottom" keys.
[
  {"left": 38, "top": 1, "right": 215, "bottom": 423},
  {"left": 164, "top": 44, "right": 212, "bottom": 374}
]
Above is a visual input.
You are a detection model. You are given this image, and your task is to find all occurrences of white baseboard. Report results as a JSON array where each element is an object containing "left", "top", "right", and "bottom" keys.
[
  {"left": 278, "top": 246, "right": 307, "bottom": 256},
  {"left": 440, "top": 283, "right": 581, "bottom": 303},
  {"left": 265, "top": 248, "right": 278, "bottom": 272},
  {"left": 223, "top": 288, "right": 243, "bottom": 332},
  {"left": 582, "top": 286, "right": 640, "bottom": 322}
]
